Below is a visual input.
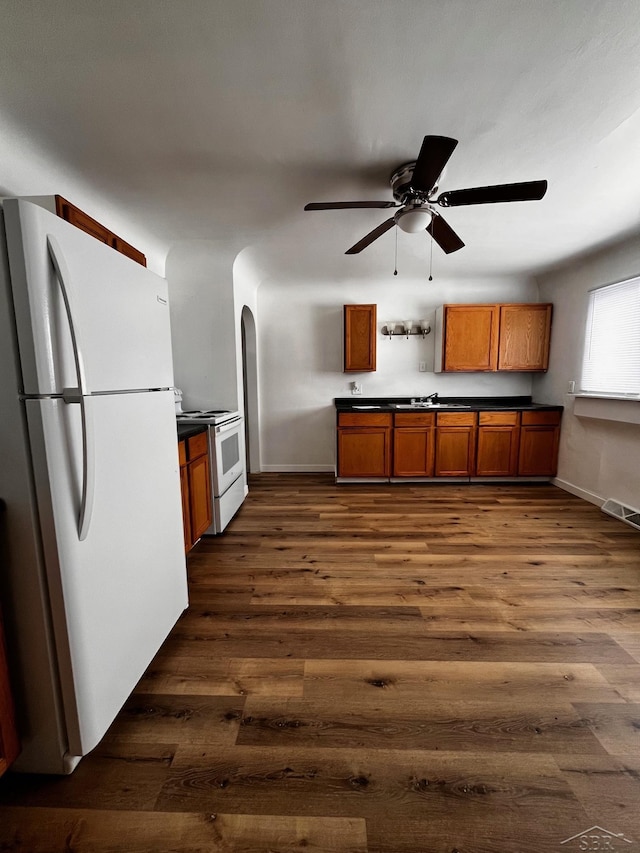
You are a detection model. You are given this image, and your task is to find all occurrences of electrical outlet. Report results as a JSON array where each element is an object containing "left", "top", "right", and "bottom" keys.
[
  {"left": 568, "top": 380, "right": 576, "bottom": 393},
  {"left": 351, "top": 381, "right": 362, "bottom": 395},
  {"left": 419, "top": 361, "right": 427, "bottom": 372}
]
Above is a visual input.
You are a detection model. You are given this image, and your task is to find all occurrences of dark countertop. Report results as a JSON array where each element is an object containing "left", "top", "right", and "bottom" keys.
[
  {"left": 177, "top": 422, "right": 209, "bottom": 440},
  {"left": 335, "top": 396, "right": 563, "bottom": 413}
]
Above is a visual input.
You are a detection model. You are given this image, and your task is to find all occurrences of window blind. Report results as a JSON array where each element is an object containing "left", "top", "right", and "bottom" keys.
[{"left": 580, "top": 276, "right": 640, "bottom": 398}]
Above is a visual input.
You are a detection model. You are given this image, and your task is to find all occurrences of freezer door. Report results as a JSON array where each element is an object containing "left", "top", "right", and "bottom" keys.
[
  {"left": 3, "top": 198, "right": 174, "bottom": 396},
  {"left": 25, "top": 389, "right": 187, "bottom": 758}
]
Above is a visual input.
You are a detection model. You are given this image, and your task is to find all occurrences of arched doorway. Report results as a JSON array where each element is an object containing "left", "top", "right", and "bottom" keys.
[{"left": 241, "top": 305, "right": 260, "bottom": 472}]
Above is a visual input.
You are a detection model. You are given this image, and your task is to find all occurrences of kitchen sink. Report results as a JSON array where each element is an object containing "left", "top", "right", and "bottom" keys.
[{"left": 392, "top": 403, "right": 471, "bottom": 409}]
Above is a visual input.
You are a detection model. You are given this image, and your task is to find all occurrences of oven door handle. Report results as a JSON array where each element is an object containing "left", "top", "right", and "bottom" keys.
[{"left": 215, "top": 417, "right": 242, "bottom": 436}]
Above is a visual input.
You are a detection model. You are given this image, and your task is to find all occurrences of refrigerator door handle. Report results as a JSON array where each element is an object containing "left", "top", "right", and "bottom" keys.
[
  {"left": 46, "top": 235, "right": 95, "bottom": 540},
  {"left": 78, "top": 394, "right": 96, "bottom": 541},
  {"left": 46, "top": 234, "right": 88, "bottom": 401}
]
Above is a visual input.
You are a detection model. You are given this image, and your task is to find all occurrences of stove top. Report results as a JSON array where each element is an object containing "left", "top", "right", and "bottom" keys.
[{"left": 176, "top": 409, "right": 241, "bottom": 425}]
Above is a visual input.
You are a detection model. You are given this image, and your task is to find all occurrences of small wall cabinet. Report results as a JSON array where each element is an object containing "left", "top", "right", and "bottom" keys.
[
  {"left": 344, "top": 304, "right": 377, "bottom": 372},
  {"left": 435, "top": 303, "right": 552, "bottom": 373},
  {"left": 337, "top": 412, "right": 391, "bottom": 477},
  {"left": 179, "top": 430, "right": 213, "bottom": 551}
]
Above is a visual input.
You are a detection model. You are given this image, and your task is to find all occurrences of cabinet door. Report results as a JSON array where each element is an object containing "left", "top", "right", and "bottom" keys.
[
  {"left": 179, "top": 464, "right": 192, "bottom": 552},
  {"left": 0, "top": 608, "right": 20, "bottom": 776},
  {"left": 338, "top": 428, "right": 390, "bottom": 477},
  {"left": 344, "top": 304, "right": 376, "bottom": 372},
  {"left": 188, "top": 453, "right": 213, "bottom": 541},
  {"left": 518, "top": 426, "right": 560, "bottom": 476},
  {"left": 435, "top": 427, "right": 477, "bottom": 476},
  {"left": 476, "top": 412, "right": 520, "bottom": 476},
  {"left": 476, "top": 427, "right": 520, "bottom": 476},
  {"left": 442, "top": 305, "right": 499, "bottom": 371},
  {"left": 393, "top": 428, "right": 435, "bottom": 476},
  {"left": 498, "top": 304, "right": 552, "bottom": 371}
]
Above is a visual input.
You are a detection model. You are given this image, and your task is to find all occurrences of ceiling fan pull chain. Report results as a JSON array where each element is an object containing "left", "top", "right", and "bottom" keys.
[
  {"left": 393, "top": 226, "right": 398, "bottom": 276},
  {"left": 428, "top": 229, "right": 434, "bottom": 281}
]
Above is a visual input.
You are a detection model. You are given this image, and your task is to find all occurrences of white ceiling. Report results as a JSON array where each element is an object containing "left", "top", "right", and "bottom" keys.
[{"left": 1, "top": 0, "right": 640, "bottom": 280}]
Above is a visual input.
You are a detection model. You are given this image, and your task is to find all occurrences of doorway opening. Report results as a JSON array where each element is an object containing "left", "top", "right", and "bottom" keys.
[{"left": 241, "top": 305, "right": 260, "bottom": 472}]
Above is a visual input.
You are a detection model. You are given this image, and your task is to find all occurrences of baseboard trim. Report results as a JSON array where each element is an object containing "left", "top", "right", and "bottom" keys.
[
  {"left": 552, "top": 477, "right": 604, "bottom": 507},
  {"left": 260, "top": 464, "right": 335, "bottom": 473}
]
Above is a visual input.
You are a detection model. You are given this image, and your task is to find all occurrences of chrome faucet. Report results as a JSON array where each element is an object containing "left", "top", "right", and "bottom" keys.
[{"left": 424, "top": 392, "right": 439, "bottom": 404}]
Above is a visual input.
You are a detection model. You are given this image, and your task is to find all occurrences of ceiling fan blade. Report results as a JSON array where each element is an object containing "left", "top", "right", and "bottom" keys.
[
  {"left": 304, "top": 201, "right": 397, "bottom": 211},
  {"left": 345, "top": 217, "right": 396, "bottom": 254},
  {"left": 410, "top": 135, "right": 459, "bottom": 193},
  {"left": 427, "top": 213, "right": 465, "bottom": 254},
  {"left": 437, "top": 179, "right": 548, "bottom": 207}
]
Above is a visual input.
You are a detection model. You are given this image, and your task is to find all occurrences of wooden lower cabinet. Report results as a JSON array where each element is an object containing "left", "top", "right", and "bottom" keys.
[
  {"left": 476, "top": 411, "right": 520, "bottom": 477},
  {"left": 336, "top": 407, "right": 561, "bottom": 480},
  {"left": 434, "top": 412, "right": 477, "bottom": 476},
  {"left": 518, "top": 411, "right": 561, "bottom": 476},
  {"left": 393, "top": 413, "right": 435, "bottom": 476},
  {"left": 0, "top": 607, "right": 20, "bottom": 776},
  {"left": 179, "top": 430, "right": 213, "bottom": 551},
  {"left": 337, "top": 412, "right": 391, "bottom": 477}
]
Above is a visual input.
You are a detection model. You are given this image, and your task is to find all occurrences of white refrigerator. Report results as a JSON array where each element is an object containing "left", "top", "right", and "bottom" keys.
[{"left": 0, "top": 198, "right": 188, "bottom": 774}]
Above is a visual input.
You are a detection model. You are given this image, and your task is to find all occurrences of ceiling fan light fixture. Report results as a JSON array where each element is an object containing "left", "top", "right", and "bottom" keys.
[{"left": 395, "top": 206, "right": 433, "bottom": 233}]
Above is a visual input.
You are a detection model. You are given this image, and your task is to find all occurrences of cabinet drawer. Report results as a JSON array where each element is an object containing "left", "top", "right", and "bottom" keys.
[
  {"left": 187, "top": 430, "right": 209, "bottom": 460},
  {"left": 436, "top": 412, "right": 477, "bottom": 426},
  {"left": 178, "top": 440, "right": 187, "bottom": 466},
  {"left": 394, "top": 412, "right": 435, "bottom": 427},
  {"left": 521, "top": 410, "right": 561, "bottom": 426},
  {"left": 338, "top": 412, "right": 392, "bottom": 427},
  {"left": 479, "top": 411, "right": 519, "bottom": 426}
]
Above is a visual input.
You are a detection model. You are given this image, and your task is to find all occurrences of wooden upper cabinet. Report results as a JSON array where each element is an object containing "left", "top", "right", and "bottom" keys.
[
  {"left": 113, "top": 236, "right": 147, "bottom": 267},
  {"left": 55, "top": 196, "right": 113, "bottom": 245},
  {"left": 438, "top": 304, "right": 500, "bottom": 372},
  {"left": 435, "top": 303, "right": 552, "bottom": 373},
  {"left": 344, "top": 304, "right": 376, "bottom": 372},
  {"left": 498, "top": 304, "right": 552, "bottom": 371},
  {"left": 54, "top": 195, "right": 147, "bottom": 267}
]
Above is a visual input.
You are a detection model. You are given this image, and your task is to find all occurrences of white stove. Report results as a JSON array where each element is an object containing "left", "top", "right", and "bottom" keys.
[
  {"left": 173, "top": 390, "right": 246, "bottom": 535},
  {"left": 176, "top": 409, "right": 241, "bottom": 426}
]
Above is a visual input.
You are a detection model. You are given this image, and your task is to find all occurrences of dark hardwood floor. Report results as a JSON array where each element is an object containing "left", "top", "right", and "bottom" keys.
[{"left": 1, "top": 475, "right": 640, "bottom": 852}]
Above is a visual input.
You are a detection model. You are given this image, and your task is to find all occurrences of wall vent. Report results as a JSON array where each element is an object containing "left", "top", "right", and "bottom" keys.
[{"left": 601, "top": 499, "right": 640, "bottom": 532}]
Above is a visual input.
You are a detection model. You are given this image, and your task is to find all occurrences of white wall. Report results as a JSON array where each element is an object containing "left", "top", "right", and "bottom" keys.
[
  {"left": 0, "top": 115, "right": 166, "bottom": 274},
  {"left": 534, "top": 234, "right": 640, "bottom": 508},
  {"left": 258, "top": 274, "right": 539, "bottom": 471},
  {"left": 166, "top": 241, "right": 239, "bottom": 411}
]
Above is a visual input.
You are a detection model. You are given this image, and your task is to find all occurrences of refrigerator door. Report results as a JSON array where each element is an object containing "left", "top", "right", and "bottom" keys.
[
  {"left": 3, "top": 198, "right": 174, "bottom": 396},
  {"left": 25, "top": 389, "right": 187, "bottom": 759}
]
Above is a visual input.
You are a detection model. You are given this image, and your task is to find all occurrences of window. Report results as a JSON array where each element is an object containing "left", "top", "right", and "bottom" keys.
[{"left": 580, "top": 276, "right": 640, "bottom": 399}]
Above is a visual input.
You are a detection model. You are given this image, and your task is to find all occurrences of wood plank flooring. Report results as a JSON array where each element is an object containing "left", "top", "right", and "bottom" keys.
[{"left": 1, "top": 475, "right": 640, "bottom": 852}]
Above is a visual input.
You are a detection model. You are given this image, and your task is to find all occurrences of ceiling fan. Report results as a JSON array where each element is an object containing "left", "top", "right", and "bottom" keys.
[{"left": 304, "top": 135, "right": 548, "bottom": 255}]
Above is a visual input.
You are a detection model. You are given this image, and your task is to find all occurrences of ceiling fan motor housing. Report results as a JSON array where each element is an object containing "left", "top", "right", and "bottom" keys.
[{"left": 390, "top": 161, "right": 418, "bottom": 201}]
